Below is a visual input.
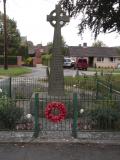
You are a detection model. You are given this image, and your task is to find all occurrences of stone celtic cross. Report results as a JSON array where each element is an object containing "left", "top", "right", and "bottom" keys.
[{"left": 47, "top": 5, "right": 69, "bottom": 96}]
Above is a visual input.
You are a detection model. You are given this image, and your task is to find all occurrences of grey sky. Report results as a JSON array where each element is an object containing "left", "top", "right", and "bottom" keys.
[{"left": 0, "top": 0, "right": 120, "bottom": 47}]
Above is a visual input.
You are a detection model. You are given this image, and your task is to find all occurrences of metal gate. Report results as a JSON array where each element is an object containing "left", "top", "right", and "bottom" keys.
[{"left": 33, "top": 93, "right": 78, "bottom": 138}]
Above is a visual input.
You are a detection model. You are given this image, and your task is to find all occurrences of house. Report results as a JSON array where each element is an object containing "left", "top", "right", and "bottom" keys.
[
  {"left": 35, "top": 44, "right": 49, "bottom": 64},
  {"left": 68, "top": 44, "right": 120, "bottom": 68},
  {"left": 27, "top": 44, "right": 49, "bottom": 66}
]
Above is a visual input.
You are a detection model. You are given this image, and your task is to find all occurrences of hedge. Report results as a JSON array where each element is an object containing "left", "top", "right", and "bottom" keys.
[
  {"left": 41, "top": 54, "right": 52, "bottom": 66},
  {"left": 0, "top": 56, "right": 17, "bottom": 65}
]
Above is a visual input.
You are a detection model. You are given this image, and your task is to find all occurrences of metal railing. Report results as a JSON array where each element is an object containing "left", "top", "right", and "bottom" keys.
[{"left": 0, "top": 76, "right": 120, "bottom": 138}]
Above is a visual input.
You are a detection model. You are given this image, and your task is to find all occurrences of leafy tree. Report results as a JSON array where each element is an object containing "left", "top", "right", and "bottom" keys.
[
  {"left": 0, "top": 12, "right": 21, "bottom": 56},
  {"left": 47, "top": 36, "right": 69, "bottom": 56},
  {"left": 27, "top": 41, "right": 35, "bottom": 56},
  {"left": 92, "top": 40, "right": 106, "bottom": 47},
  {"left": 61, "top": 36, "right": 69, "bottom": 56},
  {"left": 18, "top": 45, "right": 28, "bottom": 59},
  {"left": 16, "top": 37, "right": 29, "bottom": 59},
  {"left": 47, "top": 42, "right": 53, "bottom": 54},
  {"left": 27, "top": 41, "right": 34, "bottom": 49},
  {"left": 59, "top": 0, "right": 120, "bottom": 38}
]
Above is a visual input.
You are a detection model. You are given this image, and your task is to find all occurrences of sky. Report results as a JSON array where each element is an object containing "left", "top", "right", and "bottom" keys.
[{"left": 0, "top": 0, "right": 120, "bottom": 47}]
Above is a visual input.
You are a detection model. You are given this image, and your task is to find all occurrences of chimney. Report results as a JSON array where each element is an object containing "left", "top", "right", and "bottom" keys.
[{"left": 83, "top": 43, "right": 87, "bottom": 48}]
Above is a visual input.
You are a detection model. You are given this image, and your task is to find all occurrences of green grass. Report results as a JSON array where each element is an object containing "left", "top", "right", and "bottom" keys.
[
  {"left": 0, "top": 67, "right": 32, "bottom": 76},
  {"left": 64, "top": 74, "right": 120, "bottom": 92},
  {"left": 64, "top": 76, "right": 96, "bottom": 91}
]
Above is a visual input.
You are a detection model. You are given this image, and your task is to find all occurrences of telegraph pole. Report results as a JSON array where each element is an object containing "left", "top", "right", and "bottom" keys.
[{"left": 3, "top": 0, "right": 8, "bottom": 70}]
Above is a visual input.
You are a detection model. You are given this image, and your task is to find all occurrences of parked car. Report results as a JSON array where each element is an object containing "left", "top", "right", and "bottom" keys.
[
  {"left": 63, "top": 57, "right": 75, "bottom": 68},
  {"left": 117, "top": 64, "right": 120, "bottom": 69},
  {"left": 74, "top": 58, "right": 88, "bottom": 70}
]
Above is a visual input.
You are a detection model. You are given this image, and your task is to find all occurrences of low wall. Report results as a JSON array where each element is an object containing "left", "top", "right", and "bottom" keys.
[
  {"left": 0, "top": 131, "right": 120, "bottom": 144},
  {"left": 17, "top": 56, "right": 22, "bottom": 66}
]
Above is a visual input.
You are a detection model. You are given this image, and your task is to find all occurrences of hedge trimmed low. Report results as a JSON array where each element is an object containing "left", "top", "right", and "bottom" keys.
[{"left": 0, "top": 56, "right": 17, "bottom": 65}]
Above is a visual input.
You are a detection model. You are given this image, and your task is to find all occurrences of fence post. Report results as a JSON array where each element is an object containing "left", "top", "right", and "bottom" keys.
[
  {"left": 96, "top": 79, "right": 99, "bottom": 99},
  {"left": 72, "top": 92, "right": 78, "bottom": 138},
  {"left": 9, "top": 77, "right": 11, "bottom": 98},
  {"left": 33, "top": 93, "right": 39, "bottom": 138},
  {"left": 109, "top": 82, "right": 112, "bottom": 99}
]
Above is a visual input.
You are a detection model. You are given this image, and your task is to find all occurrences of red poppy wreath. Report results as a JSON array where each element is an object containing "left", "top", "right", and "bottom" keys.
[{"left": 45, "top": 102, "right": 67, "bottom": 123}]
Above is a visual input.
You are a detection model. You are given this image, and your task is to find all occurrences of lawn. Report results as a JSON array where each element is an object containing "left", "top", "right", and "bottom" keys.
[
  {"left": 64, "top": 74, "right": 120, "bottom": 92},
  {"left": 0, "top": 67, "right": 32, "bottom": 76}
]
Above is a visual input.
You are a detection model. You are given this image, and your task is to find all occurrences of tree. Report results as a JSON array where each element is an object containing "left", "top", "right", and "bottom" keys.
[
  {"left": 92, "top": 40, "right": 106, "bottom": 47},
  {"left": 47, "top": 42, "right": 53, "bottom": 54},
  {"left": 27, "top": 41, "right": 34, "bottom": 49},
  {"left": 59, "top": 0, "right": 120, "bottom": 38},
  {"left": 18, "top": 45, "right": 28, "bottom": 59},
  {"left": 0, "top": 12, "right": 21, "bottom": 56},
  {"left": 47, "top": 36, "right": 69, "bottom": 56}
]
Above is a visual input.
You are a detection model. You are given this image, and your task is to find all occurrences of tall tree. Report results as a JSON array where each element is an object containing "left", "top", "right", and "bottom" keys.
[
  {"left": 59, "top": 0, "right": 120, "bottom": 38},
  {"left": 47, "top": 42, "right": 53, "bottom": 54},
  {"left": 47, "top": 36, "right": 69, "bottom": 55},
  {"left": 92, "top": 40, "right": 106, "bottom": 47},
  {"left": 0, "top": 12, "right": 21, "bottom": 56}
]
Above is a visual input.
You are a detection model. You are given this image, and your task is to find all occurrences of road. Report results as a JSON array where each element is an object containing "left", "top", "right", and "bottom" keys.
[
  {"left": 22, "top": 66, "right": 96, "bottom": 78},
  {"left": 0, "top": 143, "right": 120, "bottom": 160}
]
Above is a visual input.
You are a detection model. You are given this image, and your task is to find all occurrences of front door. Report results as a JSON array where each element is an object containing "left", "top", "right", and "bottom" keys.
[{"left": 88, "top": 57, "right": 94, "bottom": 67}]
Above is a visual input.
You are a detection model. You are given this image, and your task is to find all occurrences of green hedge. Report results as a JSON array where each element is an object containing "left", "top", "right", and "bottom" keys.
[
  {"left": 0, "top": 56, "right": 17, "bottom": 65},
  {"left": 41, "top": 54, "right": 51, "bottom": 66}
]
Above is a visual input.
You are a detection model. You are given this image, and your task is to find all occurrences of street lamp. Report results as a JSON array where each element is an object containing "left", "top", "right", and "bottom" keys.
[{"left": 3, "top": 0, "right": 8, "bottom": 70}]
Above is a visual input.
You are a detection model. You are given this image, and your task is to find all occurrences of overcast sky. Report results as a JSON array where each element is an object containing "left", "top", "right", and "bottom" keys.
[{"left": 0, "top": 0, "right": 120, "bottom": 47}]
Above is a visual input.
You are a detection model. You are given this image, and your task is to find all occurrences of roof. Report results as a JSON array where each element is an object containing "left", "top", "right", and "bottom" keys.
[
  {"left": 68, "top": 46, "right": 120, "bottom": 58},
  {"left": 35, "top": 45, "right": 49, "bottom": 53},
  {"left": 28, "top": 48, "right": 35, "bottom": 55}
]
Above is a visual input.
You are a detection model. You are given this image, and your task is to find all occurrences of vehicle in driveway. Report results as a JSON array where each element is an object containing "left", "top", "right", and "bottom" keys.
[
  {"left": 63, "top": 57, "right": 75, "bottom": 68},
  {"left": 74, "top": 58, "right": 88, "bottom": 70}
]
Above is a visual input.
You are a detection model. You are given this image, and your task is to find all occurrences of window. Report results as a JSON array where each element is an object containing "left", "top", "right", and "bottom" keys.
[{"left": 97, "top": 57, "right": 104, "bottom": 62}]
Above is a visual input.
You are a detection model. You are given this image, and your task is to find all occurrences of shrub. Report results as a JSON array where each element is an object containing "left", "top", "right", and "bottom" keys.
[
  {"left": 0, "top": 98, "right": 23, "bottom": 129},
  {"left": 41, "top": 54, "right": 52, "bottom": 66},
  {"left": 0, "top": 56, "right": 17, "bottom": 65},
  {"left": 87, "top": 100, "right": 120, "bottom": 130},
  {"left": 24, "top": 57, "right": 33, "bottom": 66}
]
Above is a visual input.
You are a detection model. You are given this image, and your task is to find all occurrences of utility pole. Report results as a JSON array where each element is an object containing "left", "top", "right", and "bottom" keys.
[{"left": 3, "top": 0, "right": 8, "bottom": 70}]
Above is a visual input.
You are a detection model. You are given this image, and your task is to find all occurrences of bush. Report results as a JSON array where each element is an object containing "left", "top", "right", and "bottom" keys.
[
  {"left": 0, "top": 56, "right": 17, "bottom": 65},
  {"left": 41, "top": 54, "right": 52, "bottom": 66},
  {"left": 24, "top": 57, "right": 33, "bottom": 66},
  {"left": 87, "top": 100, "right": 120, "bottom": 130},
  {"left": 0, "top": 98, "right": 23, "bottom": 129}
]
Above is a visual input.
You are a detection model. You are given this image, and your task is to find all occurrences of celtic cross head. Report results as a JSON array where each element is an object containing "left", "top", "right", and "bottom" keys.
[{"left": 47, "top": 4, "right": 69, "bottom": 28}]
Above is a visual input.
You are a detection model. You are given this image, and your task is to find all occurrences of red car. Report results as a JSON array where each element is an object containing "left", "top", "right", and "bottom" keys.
[{"left": 74, "top": 58, "right": 88, "bottom": 70}]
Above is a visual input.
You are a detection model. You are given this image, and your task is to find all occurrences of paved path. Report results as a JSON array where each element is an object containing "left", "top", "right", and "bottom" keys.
[
  {"left": 0, "top": 143, "right": 120, "bottom": 160},
  {"left": 22, "top": 66, "right": 96, "bottom": 78},
  {"left": 21, "top": 66, "right": 47, "bottom": 78},
  {"left": 0, "top": 66, "right": 100, "bottom": 79}
]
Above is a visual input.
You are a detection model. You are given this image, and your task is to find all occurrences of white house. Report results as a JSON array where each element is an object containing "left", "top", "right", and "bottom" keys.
[{"left": 68, "top": 45, "right": 120, "bottom": 68}]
